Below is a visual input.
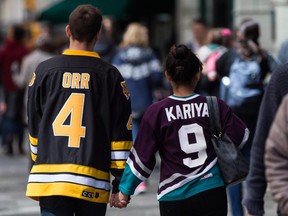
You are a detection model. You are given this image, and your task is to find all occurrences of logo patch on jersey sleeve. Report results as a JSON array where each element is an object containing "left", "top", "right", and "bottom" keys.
[
  {"left": 126, "top": 114, "right": 133, "bottom": 130},
  {"left": 28, "top": 72, "right": 36, "bottom": 87},
  {"left": 120, "top": 81, "right": 130, "bottom": 100}
]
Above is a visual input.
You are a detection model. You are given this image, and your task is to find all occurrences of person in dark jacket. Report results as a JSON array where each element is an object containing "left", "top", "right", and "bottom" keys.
[
  {"left": 242, "top": 62, "right": 288, "bottom": 216},
  {"left": 216, "top": 18, "right": 280, "bottom": 216},
  {"left": 265, "top": 93, "right": 288, "bottom": 216}
]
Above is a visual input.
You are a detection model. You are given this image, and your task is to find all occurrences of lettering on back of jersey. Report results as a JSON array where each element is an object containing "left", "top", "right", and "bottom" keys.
[
  {"left": 62, "top": 72, "right": 90, "bottom": 89},
  {"left": 165, "top": 102, "right": 209, "bottom": 122}
]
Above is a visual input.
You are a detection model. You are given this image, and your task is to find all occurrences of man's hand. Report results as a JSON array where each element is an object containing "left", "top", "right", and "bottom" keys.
[{"left": 110, "top": 192, "right": 130, "bottom": 208}]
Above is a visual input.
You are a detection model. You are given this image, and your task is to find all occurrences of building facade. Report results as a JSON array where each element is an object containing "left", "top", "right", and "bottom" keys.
[
  {"left": 0, "top": 0, "right": 287, "bottom": 54},
  {"left": 176, "top": 0, "right": 288, "bottom": 54}
]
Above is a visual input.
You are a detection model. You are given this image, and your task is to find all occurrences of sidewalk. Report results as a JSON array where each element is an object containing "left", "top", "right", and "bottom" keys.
[{"left": 0, "top": 153, "right": 277, "bottom": 216}]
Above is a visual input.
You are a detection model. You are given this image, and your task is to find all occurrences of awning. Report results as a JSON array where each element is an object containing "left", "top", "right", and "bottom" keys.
[{"left": 37, "top": 0, "right": 132, "bottom": 24}]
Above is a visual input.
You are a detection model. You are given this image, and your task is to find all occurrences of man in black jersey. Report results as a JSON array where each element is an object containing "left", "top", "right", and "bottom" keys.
[{"left": 26, "top": 5, "right": 132, "bottom": 216}]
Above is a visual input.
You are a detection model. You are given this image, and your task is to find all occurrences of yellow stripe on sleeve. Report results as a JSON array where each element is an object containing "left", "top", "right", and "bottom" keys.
[
  {"left": 29, "top": 135, "right": 38, "bottom": 145},
  {"left": 110, "top": 160, "right": 127, "bottom": 169},
  {"left": 111, "top": 141, "right": 133, "bottom": 151},
  {"left": 31, "top": 152, "right": 37, "bottom": 162}
]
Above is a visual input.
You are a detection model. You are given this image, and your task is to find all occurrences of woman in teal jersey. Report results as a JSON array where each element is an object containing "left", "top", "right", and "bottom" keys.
[{"left": 111, "top": 44, "right": 249, "bottom": 216}]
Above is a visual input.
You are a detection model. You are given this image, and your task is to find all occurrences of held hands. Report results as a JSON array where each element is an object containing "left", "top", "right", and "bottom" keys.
[{"left": 110, "top": 192, "right": 130, "bottom": 208}]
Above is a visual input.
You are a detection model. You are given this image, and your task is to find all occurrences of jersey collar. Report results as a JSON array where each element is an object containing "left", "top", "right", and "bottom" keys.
[
  {"left": 169, "top": 93, "right": 199, "bottom": 101},
  {"left": 62, "top": 49, "right": 100, "bottom": 58}
]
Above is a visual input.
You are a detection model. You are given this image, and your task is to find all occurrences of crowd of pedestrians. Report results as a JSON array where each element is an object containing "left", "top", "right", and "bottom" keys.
[{"left": 1, "top": 3, "right": 288, "bottom": 216}]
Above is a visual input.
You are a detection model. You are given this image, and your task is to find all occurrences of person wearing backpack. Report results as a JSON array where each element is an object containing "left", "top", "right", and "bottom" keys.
[
  {"left": 216, "top": 18, "right": 280, "bottom": 216},
  {"left": 196, "top": 27, "right": 233, "bottom": 97}
]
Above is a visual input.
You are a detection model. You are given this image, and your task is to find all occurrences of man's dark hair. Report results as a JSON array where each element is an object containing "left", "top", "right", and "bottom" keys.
[
  {"left": 13, "top": 24, "right": 27, "bottom": 42},
  {"left": 192, "top": 17, "right": 208, "bottom": 27},
  {"left": 69, "top": 4, "right": 102, "bottom": 43}
]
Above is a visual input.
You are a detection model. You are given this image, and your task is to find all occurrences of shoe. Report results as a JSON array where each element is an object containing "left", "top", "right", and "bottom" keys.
[{"left": 134, "top": 181, "right": 147, "bottom": 195}]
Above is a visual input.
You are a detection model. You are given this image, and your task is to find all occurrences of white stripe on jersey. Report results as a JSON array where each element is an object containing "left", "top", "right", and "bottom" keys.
[
  {"left": 157, "top": 158, "right": 217, "bottom": 200},
  {"left": 28, "top": 173, "right": 110, "bottom": 191},
  {"left": 126, "top": 158, "right": 146, "bottom": 181},
  {"left": 131, "top": 147, "right": 153, "bottom": 174},
  {"left": 111, "top": 151, "right": 130, "bottom": 160},
  {"left": 125, "top": 147, "right": 153, "bottom": 181},
  {"left": 30, "top": 143, "right": 37, "bottom": 155}
]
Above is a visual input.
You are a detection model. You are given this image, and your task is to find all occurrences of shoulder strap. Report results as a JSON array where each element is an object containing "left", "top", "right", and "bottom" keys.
[{"left": 206, "top": 96, "right": 222, "bottom": 136}]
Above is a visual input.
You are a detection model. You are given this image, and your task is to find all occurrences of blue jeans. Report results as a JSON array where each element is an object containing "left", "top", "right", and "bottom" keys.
[
  {"left": 41, "top": 211, "right": 57, "bottom": 216},
  {"left": 228, "top": 116, "right": 256, "bottom": 216},
  {"left": 132, "top": 118, "right": 142, "bottom": 142},
  {"left": 1, "top": 115, "right": 25, "bottom": 154}
]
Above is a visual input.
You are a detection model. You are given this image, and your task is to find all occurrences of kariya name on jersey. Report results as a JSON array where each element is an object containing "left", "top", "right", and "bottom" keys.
[{"left": 165, "top": 102, "right": 209, "bottom": 122}]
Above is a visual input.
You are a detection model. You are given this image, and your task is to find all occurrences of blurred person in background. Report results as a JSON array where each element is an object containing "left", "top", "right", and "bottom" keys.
[
  {"left": 216, "top": 18, "right": 280, "bottom": 216},
  {"left": 13, "top": 33, "right": 55, "bottom": 123},
  {"left": 12, "top": 32, "right": 55, "bottom": 168},
  {"left": 112, "top": 22, "right": 164, "bottom": 195},
  {"left": 265, "top": 93, "right": 288, "bottom": 216},
  {"left": 0, "top": 23, "right": 30, "bottom": 156},
  {"left": 196, "top": 27, "right": 233, "bottom": 96},
  {"left": 94, "top": 17, "right": 117, "bottom": 63},
  {"left": 277, "top": 39, "right": 288, "bottom": 64},
  {"left": 186, "top": 17, "right": 209, "bottom": 53},
  {"left": 241, "top": 56, "right": 288, "bottom": 216}
]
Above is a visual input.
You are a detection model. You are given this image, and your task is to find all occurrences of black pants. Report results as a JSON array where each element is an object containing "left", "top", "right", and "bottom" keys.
[
  {"left": 40, "top": 196, "right": 107, "bottom": 216},
  {"left": 159, "top": 187, "right": 227, "bottom": 216}
]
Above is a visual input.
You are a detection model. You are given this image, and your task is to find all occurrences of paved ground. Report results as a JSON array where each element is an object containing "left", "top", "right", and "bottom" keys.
[{"left": 0, "top": 151, "right": 278, "bottom": 216}]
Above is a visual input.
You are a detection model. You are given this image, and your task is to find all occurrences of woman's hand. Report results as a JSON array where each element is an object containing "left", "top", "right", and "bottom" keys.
[{"left": 110, "top": 192, "right": 130, "bottom": 208}]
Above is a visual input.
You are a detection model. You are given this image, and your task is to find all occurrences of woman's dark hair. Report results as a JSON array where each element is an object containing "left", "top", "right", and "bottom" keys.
[
  {"left": 69, "top": 4, "right": 102, "bottom": 43},
  {"left": 239, "top": 19, "right": 260, "bottom": 45},
  {"left": 237, "top": 18, "right": 269, "bottom": 74},
  {"left": 163, "top": 44, "right": 203, "bottom": 85},
  {"left": 237, "top": 18, "right": 265, "bottom": 59},
  {"left": 13, "top": 24, "right": 27, "bottom": 42}
]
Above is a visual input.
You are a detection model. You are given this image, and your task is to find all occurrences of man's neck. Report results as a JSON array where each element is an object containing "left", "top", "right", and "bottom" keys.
[{"left": 69, "top": 40, "right": 94, "bottom": 52}]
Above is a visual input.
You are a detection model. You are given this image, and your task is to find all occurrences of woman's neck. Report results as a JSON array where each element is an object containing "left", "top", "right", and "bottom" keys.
[{"left": 172, "top": 85, "right": 195, "bottom": 97}]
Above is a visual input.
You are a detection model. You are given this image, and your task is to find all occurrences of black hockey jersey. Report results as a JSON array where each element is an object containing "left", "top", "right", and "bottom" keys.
[{"left": 26, "top": 50, "right": 133, "bottom": 203}]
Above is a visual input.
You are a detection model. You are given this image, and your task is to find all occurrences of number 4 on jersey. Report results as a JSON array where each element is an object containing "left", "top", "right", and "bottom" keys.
[{"left": 52, "top": 93, "right": 86, "bottom": 148}]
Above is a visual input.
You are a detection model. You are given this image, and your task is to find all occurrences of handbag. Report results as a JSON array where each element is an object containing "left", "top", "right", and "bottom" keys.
[{"left": 206, "top": 96, "right": 249, "bottom": 186}]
